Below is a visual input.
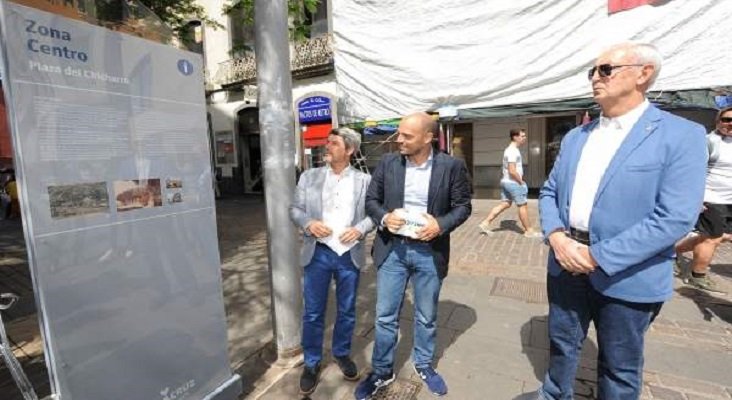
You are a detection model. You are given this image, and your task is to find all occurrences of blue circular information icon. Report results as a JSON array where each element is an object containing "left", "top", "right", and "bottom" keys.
[{"left": 177, "top": 59, "right": 194, "bottom": 76}]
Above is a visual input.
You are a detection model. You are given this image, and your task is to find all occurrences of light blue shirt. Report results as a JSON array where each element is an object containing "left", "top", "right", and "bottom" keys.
[{"left": 403, "top": 151, "right": 433, "bottom": 214}]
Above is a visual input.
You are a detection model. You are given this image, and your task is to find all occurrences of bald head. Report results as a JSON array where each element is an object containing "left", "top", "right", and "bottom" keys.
[
  {"left": 402, "top": 112, "right": 439, "bottom": 138},
  {"left": 397, "top": 112, "right": 437, "bottom": 160}
]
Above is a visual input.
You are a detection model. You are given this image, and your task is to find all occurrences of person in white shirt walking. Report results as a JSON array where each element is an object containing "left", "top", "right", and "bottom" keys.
[
  {"left": 479, "top": 128, "right": 541, "bottom": 237},
  {"left": 289, "top": 127, "right": 375, "bottom": 396},
  {"left": 674, "top": 106, "right": 732, "bottom": 293}
]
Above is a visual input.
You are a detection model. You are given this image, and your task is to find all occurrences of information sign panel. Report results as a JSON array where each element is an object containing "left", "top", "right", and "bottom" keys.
[{"left": 0, "top": 2, "right": 241, "bottom": 399}]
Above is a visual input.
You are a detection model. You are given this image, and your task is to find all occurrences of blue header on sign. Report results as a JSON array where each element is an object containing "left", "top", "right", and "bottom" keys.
[{"left": 298, "top": 96, "right": 331, "bottom": 123}]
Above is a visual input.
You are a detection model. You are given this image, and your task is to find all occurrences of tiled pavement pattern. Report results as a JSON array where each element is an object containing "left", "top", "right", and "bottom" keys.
[{"left": 1, "top": 198, "right": 730, "bottom": 400}]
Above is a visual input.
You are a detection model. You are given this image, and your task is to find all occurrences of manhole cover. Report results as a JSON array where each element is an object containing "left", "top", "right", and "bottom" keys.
[
  {"left": 490, "top": 277, "right": 547, "bottom": 303},
  {"left": 341, "top": 379, "right": 421, "bottom": 400}
]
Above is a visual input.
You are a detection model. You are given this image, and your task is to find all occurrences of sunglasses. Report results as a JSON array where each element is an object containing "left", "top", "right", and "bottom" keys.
[
  {"left": 721, "top": 117, "right": 732, "bottom": 123},
  {"left": 587, "top": 63, "right": 644, "bottom": 80}
]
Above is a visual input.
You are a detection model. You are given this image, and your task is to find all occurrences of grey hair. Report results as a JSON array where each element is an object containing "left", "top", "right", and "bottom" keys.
[
  {"left": 607, "top": 42, "right": 663, "bottom": 87},
  {"left": 330, "top": 127, "right": 361, "bottom": 153}
]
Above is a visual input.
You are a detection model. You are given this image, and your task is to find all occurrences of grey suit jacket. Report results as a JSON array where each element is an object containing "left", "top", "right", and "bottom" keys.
[{"left": 289, "top": 166, "right": 375, "bottom": 269}]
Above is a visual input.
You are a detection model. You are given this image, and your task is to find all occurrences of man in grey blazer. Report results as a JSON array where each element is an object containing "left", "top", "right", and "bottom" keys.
[{"left": 290, "top": 127, "right": 375, "bottom": 396}]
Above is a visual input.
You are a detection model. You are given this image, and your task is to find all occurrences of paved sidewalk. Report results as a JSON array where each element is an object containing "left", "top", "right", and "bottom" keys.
[
  {"left": 251, "top": 199, "right": 732, "bottom": 400},
  {"left": 1, "top": 198, "right": 731, "bottom": 400}
]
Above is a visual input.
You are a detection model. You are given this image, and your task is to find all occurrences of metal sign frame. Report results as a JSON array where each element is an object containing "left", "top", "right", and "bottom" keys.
[{"left": 0, "top": 2, "right": 241, "bottom": 399}]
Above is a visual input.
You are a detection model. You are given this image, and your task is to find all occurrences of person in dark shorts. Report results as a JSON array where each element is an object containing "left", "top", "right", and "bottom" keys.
[{"left": 675, "top": 106, "right": 732, "bottom": 293}]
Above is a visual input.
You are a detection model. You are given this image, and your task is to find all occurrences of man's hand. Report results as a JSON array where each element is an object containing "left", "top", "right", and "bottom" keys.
[
  {"left": 576, "top": 245, "right": 597, "bottom": 269},
  {"left": 416, "top": 213, "right": 441, "bottom": 241},
  {"left": 339, "top": 227, "right": 362, "bottom": 244},
  {"left": 548, "top": 231, "right": 596, "bottom": 274},
  {"left": 384, "top": 210, "right": 406, "bottom": 233},
  {"left": 307, "top": 220, "right": 332, "bottom": 238}
]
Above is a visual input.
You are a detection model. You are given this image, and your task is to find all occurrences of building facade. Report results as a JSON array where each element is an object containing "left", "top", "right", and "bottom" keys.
[{"left": 196, "top": 0, "right": 728, "bottom": 197}]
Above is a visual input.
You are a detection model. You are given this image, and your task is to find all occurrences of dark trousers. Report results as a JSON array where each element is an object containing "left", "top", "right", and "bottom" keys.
[
  {"left": 540, "top": 271, "right": 662, "bottom": 400},
  {"left": 302, "top": 243, "right": 360, "bottom": 368}
]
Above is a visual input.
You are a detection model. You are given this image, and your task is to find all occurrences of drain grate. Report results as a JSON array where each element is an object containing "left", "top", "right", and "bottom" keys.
[
  {"left": 342, "top": 379, "right": 421, "bottom": 400},
  {"left": 490, "top": 277, "right": 547, "bottom": 304}
]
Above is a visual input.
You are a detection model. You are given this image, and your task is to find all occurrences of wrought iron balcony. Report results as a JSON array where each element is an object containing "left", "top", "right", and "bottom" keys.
[{"left": 212, "top": 34, "right": 334, "bottom": 87}]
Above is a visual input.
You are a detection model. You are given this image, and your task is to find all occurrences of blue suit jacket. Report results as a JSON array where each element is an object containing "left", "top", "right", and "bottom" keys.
[{"left": 539, "top": 105, "right": 707, "bottom": 303}]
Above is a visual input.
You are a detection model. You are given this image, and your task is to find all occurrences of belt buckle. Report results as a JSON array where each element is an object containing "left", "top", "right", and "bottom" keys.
[{"left": 398, "top": 235, "right": 417, "bottom": 244}]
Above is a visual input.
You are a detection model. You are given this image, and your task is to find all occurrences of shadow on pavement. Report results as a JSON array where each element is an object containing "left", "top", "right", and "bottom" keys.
[
  {"left": 390, "top": 298, "right": 478, "bottom": 376},
  {"left": 495, "top": 219, "right": 525, "bottom": 235},
  {"left": 519, "top": 315, "right": 598, "bottom": 399},
  {"left": 675, "top": 286, "right": 732, "bottom": 323},
  {"left": 293, "top": 291, "right": 478, "bottom": 399},
  {"left": 232, "top": 340, "right": 279, "bottom": 397},
  {"left": 0, "top": 357, "right": 51, "bottom": 400},
  {"left": 710, "top": 262, "right": 732, "bottom": 280}
]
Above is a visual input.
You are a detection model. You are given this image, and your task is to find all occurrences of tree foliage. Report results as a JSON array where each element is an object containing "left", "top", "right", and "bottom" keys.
[
  {"left": 223, "top": 0, "right": 321, "bottom": 42},
  {"left": 133, "top": 0, "right": 223, "bottom": 44}
]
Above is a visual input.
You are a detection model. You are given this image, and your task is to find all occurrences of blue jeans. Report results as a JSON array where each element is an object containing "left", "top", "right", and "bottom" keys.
[
  {"left": 540, "top": 272, "right": 662, "bottom": 400},
  {"left": 500, "top": 180, "right": 528, "bottom": 205},
  {"left": 371, "top": 242, "right": 442, "bottom": 375},
  {"left": 302, "top": 243, "right": 360, "bottom": 368}
]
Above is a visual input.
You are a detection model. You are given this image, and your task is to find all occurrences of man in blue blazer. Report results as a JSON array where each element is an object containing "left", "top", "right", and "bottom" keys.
[
  {"left": 354, "top": 112, "right": 471, "bottom": 400},
  {"left": 538, "top": 43, "right": 707, "bottom": 399}
]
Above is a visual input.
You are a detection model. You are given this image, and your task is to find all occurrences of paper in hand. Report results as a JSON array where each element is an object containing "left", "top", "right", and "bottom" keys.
[{"left": 393, "top": 209, "right": 426, "bottom": 239}]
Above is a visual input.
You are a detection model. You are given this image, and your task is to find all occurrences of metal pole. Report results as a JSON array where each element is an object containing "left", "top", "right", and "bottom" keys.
[
  {"left": 0, "top": 294, "right": 39, "bottom": 400},
  {"left": 254, "top": 0, "right": 303, "bottom": 363}
]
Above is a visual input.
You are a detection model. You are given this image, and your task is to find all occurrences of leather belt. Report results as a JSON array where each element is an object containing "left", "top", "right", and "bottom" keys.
[
  {"left": 394, "top": 235, "right": 425, "bottom": 245},
  {"left": 568, "top": 227, "right": 590, "bottom": 246}
]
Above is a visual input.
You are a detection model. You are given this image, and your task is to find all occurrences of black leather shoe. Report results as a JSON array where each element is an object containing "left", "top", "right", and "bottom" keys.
[
  {"left": 299, "top": 363, "right": 321, "bottom": 395},
  {"left": 334, "top": 355, "right": 359, "bottom": 380}
]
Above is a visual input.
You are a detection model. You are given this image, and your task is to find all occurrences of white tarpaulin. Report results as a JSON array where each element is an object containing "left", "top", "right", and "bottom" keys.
[{"left": 333, "top": 0, "right": 731, "bottom": 121}]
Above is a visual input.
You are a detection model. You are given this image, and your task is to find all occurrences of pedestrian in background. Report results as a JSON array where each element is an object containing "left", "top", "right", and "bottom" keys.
[
  {"left": 674, "top": 105, "right": 732, "bottom": 294},
  {"left": 479, "top": 128, "right": 542, "bottom": 237}
]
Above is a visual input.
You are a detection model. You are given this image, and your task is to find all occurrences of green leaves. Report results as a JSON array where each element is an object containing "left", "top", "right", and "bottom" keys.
[{"left": 223, "top": 0, "right": 322, "bottom": 43}]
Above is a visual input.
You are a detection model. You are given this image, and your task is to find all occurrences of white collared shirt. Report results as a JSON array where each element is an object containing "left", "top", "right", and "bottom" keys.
[
  {"left": 569, "top": 100, "right": 650, "bottom": 231},
  {"left": 404, "top": 151, "right": 433, "bottom": 215},
  {"left": 319, "top": 166, "right": 356, "bottom": 252}
]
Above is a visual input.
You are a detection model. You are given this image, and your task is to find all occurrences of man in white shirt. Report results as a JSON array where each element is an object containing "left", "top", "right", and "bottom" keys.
[
  {"left": 674, "top": 106, "right": 732, "bottom": 293},
  {"left": 289, "top": 128, "right": 375, "bottom": 396},
  {"left": 537, "top": 42, "right": 706, "bottom": 399},
  {"left": 479, "top": 128, "right": 541, "bottom": 237}
]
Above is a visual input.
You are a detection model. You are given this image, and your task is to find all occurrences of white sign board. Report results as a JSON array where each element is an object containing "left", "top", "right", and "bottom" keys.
[{"left": 0, "top": 2, "right": 241, "bottom": 399}]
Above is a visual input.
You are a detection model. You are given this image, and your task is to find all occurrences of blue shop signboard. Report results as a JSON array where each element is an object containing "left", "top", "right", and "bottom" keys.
[{"left": 298, "top": 96, "right": 331, "bottom": 123}]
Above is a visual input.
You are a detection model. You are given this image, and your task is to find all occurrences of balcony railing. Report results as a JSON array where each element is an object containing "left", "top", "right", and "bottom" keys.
[{"left": 212, "top": 34, "right": 334, "bottom": 87}]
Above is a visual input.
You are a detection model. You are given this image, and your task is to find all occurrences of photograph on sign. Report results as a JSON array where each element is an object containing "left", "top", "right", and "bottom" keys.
[
  {"left": 113, "top": 179, "right": 163, "bottom": 212},
  {"left": 47, "top": 181, "right": 109, "bottom": 219},
  {"left": 165, "top": 178, "right": 182, "bottom": 189},
  {"left": 166, "top": 191, "right": 183, "bottom": 204}
]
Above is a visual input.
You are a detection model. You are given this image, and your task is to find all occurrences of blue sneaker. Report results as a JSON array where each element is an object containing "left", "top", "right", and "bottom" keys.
[
  {"left": 414, "top": 365, "right": 447, "bottom": 396},
  {"left": 354, "top": 371, "right": 395, "bottom": 400}
]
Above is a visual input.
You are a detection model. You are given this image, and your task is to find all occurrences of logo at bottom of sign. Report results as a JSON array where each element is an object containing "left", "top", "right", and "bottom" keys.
[{"left": 160, "top": 379, "right": 196, "bottom": 400}]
